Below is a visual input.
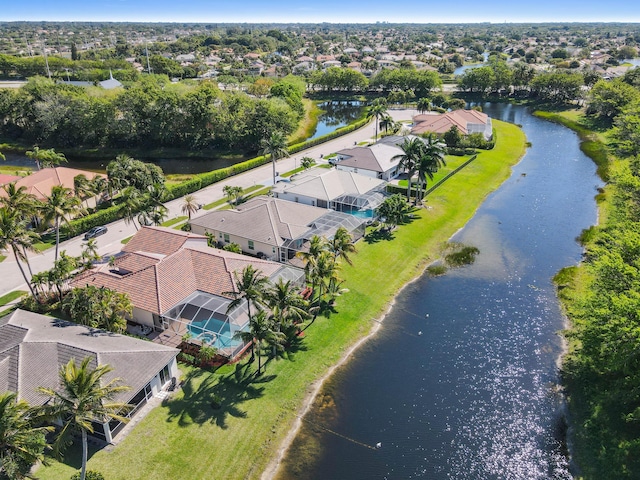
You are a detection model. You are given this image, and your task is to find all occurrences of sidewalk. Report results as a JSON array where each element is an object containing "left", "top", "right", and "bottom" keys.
[{"left": 0, "top": 108, "right": 418, "bottom": 298}]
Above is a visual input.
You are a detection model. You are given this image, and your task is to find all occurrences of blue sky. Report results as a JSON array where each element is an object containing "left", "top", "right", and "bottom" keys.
[{"left": 3, "top": 0, "right": 640, "bottom": 23}]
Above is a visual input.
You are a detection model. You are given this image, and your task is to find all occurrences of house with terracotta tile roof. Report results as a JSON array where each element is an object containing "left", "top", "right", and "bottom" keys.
[
  {"left": 0, "top": 166, "right": 106, "bottom": 203},
  {"left": 411, "top": 109, "right": 493, "bottom": 140},
  {"left": 70, "top": 226, "right": 304, "bottom": 358},
  {"left": 0, "top": 174, "right": 22, "bottom": 186},
  {"left": 190, "top": 196, "right": 367, "bottom": 263},
  {"left": 0, "top": 309, "right": 178, "bottom": 443}
]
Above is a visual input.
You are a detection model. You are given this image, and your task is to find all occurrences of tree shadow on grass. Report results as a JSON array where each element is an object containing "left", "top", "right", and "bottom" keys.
[
  {"left": 364, "top": 228, "right": 395, "bottom": 244},
  {"left": 41, "top": 436, "right": 101, "bottom": 473},
  {"left": 164, "top": 363, "right": 276, "bottom": 429}
]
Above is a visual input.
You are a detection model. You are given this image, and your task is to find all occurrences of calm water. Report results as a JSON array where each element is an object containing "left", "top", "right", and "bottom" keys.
[
  {"left": 276, "top": 103, "right": 602, "bottom": 480},
  {"left": 3, "top": 101, "right": 364, "bottom": 174},
  {"left": 309, "top": 100, "right": 364, "bottom": 140}
]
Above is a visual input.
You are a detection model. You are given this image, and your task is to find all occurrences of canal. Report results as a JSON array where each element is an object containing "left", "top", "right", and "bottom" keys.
[{"left": 275, "top": 103, "right": 603, "bottom": 480}]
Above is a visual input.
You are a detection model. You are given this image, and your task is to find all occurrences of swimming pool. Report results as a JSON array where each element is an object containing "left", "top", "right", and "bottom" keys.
[{"left": 188, "top": 318, "right": 243, "bottom": 349}]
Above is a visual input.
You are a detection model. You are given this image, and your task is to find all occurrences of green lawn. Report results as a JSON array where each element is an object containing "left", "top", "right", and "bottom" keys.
[
  {"left": 0, "top": 290, "right": 27, "bottom": 307},
  {"left": 37, "top": 120, "right": 526, "bottom": 480},
  {"left": 397, "top": 154, "right": 475, "bottom": 188}
]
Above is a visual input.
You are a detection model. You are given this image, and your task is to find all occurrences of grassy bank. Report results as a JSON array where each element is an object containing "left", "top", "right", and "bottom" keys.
[
  {"left": 544, "top": 109, "right": 640, "bottom": 479},
  {"left": 37, "top": 120, "right": 526, "bottom": 480}
]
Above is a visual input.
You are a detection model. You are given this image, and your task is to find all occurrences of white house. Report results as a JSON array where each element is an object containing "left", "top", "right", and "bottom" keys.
[{"left": 333, "top": 143, "right": 403, "bottom": 180}]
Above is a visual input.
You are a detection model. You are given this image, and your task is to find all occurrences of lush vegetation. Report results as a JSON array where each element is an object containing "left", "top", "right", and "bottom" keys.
[
  {"left": 34, "top": 119, "right": 526, "bottom": 480},
  {"left": 0, "top": 75, "right": 304, "bottom": 152},
  {"left": 545, "top": 67, "right": 640, "bottom": 479}
]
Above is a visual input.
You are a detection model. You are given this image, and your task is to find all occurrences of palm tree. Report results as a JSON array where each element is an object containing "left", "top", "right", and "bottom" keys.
[
  {"left": 260, "top": 131, "right": 290, "bottom": 186},
  {"left": 416, "top": 97, "right": 431, "bottom": 114},
  {"left": 264, "top": 278, "right": 309, "bottom": 349},
  {"left": 234, "top": 310, "right": 284, "bottom": 375},
  {"left": 327, "top": 227, "right": 357, "bottom": 266},
  {"left": 224, "top": 265, "right": 271, "bottom": 362},
  {"left": 73, "top": 174, "right": 92, "bottom": 208},
  {"left": 222, "top": 185, "right": 243, "bottom": 205},
  {"left": 366, "top": 98, "right": 388, "bottom": 141},
  {"left": 181, "top": 194, "right": 199, "bottom": 220},
  {"left": 415, "top": 134, "right": 447, "bottom": 203},
  {"left": 379, "top": 114, "right": 395, "bottom": 135},
  {"left": 392, "top": 137, "right": 426, "bottom": 202},
  {"left": 42, "top": 185, "right": 82, "bottom": 262},
  {"left": 1, "top": 183, "right": 39, "bottom": 276},
  {"left": 38, "top": 358, "right": 130, "bottom": 480},
  {"left": 296, "top": 235, "right": 328, "bottom": 290},
  {"left": 25, "top": 146, "right": 67, "bottom": 170},
  {"left": 118, "top": 186, "right": 142, "bottom": 231},
  {"left": 0, "top": 392, "right": 52, "bottom": 480},
  {"left": 0, "top": 208, "right": 40, "bottom": 299},
  {"left": 310, "top": 250, "right": 341, "bottom": 305}
]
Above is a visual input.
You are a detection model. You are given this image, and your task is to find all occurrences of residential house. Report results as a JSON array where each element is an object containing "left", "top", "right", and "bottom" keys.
[
  {"left": 70, "top": 226, "right": 304, "bottom": 357},
  {"left": 411, "top": 109, "right": 493, "bottom": 140},
  {"left": 272, "top": 168, "right": 387, "bottom": 217},
  {"left": 190, "top": 196, "right": 366, "bottom": 264},
  {"left": 0, "top": 166, "right": 106, "bottom": 205},
  {"left": 0, "top": 309, "right": 179, "bottom": 443},
  {"left": 333, "top": 143, "right": 403, "bottom": 181}
]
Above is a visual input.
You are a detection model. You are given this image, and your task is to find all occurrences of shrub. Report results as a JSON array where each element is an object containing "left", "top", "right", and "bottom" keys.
[
  {"left": 166, "top": 177, "right": 202, "bottom": 200},
  {"left": 70, "top": 471, "right": 105, "bottom": 480}
]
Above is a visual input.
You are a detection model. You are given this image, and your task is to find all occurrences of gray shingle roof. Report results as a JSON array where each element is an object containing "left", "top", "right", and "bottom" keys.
[
  {"left": 190, "top": 196, "right": 328, "bottom": 246},
  {"left": 0, "top": 310, "right": 178, "bottom": 406}
]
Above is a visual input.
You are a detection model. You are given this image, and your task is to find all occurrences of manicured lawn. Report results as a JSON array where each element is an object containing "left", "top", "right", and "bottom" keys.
[
  {"left": 162, "top": 216, "right": 188, "bottom": 227},
  {"left": 397, "top": 154, "right": 475, "bottom": 188},
  {"left": 37, "top": 120, "right": 526, "bottom": 480},
  {"left": 0, "top": 290, "right": 28, "bottom": 307}
]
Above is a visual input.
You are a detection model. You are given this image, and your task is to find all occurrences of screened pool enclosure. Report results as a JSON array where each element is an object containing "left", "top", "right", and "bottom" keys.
[{"left": 160, "top": 266, "right": 305, "bottom": 358}]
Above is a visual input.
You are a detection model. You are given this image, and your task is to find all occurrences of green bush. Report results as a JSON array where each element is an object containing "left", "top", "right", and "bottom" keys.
[
  {"left": 61, "top": 203, "right": 127, "bottom": 237},
  {"left": 166, "top": 177, "right": 202, "bottom": 200},
  {"left": 70, "top": 471, "right": 105, "bottom": 480}
]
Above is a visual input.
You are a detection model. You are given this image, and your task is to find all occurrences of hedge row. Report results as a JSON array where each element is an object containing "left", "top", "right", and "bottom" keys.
[
  {"left": 288, "top": 117, "right": 370, "bottom": 154},
  {"left": 61, "top": 202, "right": 128, "bottom": 237},
  {"left": 61, "top": 117, "right": 370, "bottom": 237}
]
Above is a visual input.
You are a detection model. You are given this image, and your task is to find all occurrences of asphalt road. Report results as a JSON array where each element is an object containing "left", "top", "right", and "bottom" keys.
[{"left": 0, "top": 108, "right": 418, "bottom": 298}]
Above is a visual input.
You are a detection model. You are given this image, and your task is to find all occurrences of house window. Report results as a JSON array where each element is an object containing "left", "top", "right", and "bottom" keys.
[
  {"left": 219, "top": 232, "right": 222, "bottom": 238},
  {"left": 248, "top": 240, "right": 254, "bottom": 250},
  {"left": 272, "top": 247, "right": 276, "bottom": 253},
  {"left": 223, "top": 234, "right": 229, "bottom": 243}
]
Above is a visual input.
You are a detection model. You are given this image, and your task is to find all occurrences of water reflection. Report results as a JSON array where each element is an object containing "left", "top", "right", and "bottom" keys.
[
  {"left": 276, "top": 104, "right": 602, "bottom": 479},
  {"left": 309, "top": 101, "right": 364, "bottom": 140}
]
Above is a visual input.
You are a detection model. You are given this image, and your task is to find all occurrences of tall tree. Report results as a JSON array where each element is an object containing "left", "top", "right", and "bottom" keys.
[
  {"left": 260, "top": 131, "right": 290, "bottom": 186},
  {"left": 233, "top": 310, "right": 283, "bottom": 375},
  {"left": 327, "top": 227, "right": 357, "bottom": 266},
  {"left": 415, "top": 134, "right": 447, "bottom": 203},
  {"left": 25, "top": 147, "right": 67, "bottom": 171},
  {"left": 181, "top": 194, "right": 199, "bottom": 220},
  {"left": 416, "top": 97, "right": 431, "bottom": 114},
  {"left": 264, "top": 278, "right": 309, "bottom": 346},
  {"left": 0, "top": 207, "right": 40, "bottom": 299},
  {"left": 0, "top": 392, "right": 52, "bottom": 480},
  {"left": 366, "top": 98, "right": 388, "bottom": 140},
  {"left": 225, "top": 265, "right": 271, "bottom": 362},
  {"left": 42, "top": 185, "right": 82, "bottom": 262},
  {"left": 1, "top": 183, "right": 39, "bottom": 276},
  {"left": 39, "top": 358, "right": 130, "bottom": 480},
  {"left": 392, "top": 137, "right": 426, "bottom": 202},
  {"left": 118, "top": 186, "right": 142, "bottom": 231}
]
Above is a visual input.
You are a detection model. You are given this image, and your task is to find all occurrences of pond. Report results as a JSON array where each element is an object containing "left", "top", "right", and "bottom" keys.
[
  {"left": 275, "top": 103, "right": 603, "bottom": 480},
  {"left": 307, "top": 100, "right": 365, "bottom": 140}
]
